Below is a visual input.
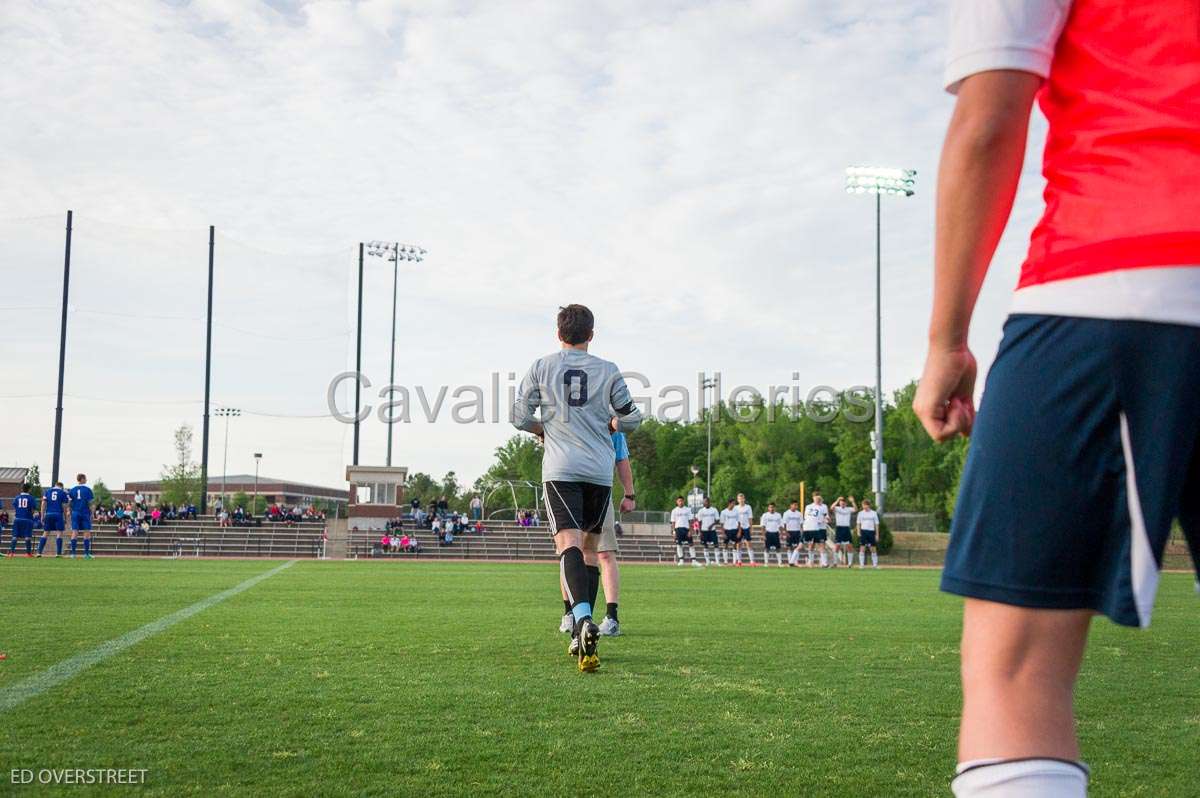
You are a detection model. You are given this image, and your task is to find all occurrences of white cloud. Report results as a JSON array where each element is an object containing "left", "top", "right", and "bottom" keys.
[{"left": 0, "top": 0, "right": 1048, "bottom": 492}]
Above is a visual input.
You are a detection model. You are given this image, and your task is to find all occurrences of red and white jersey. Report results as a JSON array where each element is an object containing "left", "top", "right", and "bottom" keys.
[{"left": 946, "top": 0, "right": 1200, "bottom": 327}]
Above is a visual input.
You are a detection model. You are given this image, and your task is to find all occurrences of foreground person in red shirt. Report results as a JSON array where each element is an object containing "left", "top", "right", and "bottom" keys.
[{"left": 914, "top": 1, "right": 1200, "bottom": 795}]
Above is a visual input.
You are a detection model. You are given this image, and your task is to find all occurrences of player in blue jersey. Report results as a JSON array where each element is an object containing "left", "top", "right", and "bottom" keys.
[
  {"left": 38, "top": 481, "right": 69, "bottom": 558},
  {"left": 68, "top": 473, "right": 95, "bottom": 559},
  {"left": 7, "top": 483, "right": 36, "bottom": 557}
]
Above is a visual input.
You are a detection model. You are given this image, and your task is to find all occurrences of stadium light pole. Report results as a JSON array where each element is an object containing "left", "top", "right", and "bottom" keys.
[
  {"left": 353, "top": 244, "right": 364, "bottom": 466},
  {"left": 215, "top": 407, "right": 240, "bottom": 506},
  {"left": 51, "top": 209, "right": 73, "bottom": 486},
  {"left": 844, "top": 166, "right": 916, "bottom": 514},
  {"left": 365, "top": 240, "right": 427, "bottom": 467},
  {"left": 701, "top": 377, "right": 717, "bottom": 497},
  {"left": 253, "top": 452, "right": 262, "bottom": 516}
]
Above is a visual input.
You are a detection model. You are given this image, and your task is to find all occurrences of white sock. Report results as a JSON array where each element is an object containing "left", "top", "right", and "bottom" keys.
[
  {"left": 676, "top": 544, "right": 683, "bottom": 562},
  {"left": 735, "top": 550, "right": 742, "bottom": 564},
  {"left": 872, "top": 551, "right": 878, "bottom": 567},
  {"left": 689, "top": 546, "right": 697, "bottom": 562},
  {"left": 746, "top": 549, "right": 754, "bottom": 565},
  {"left": 703, "top": 549, "right": 710, "bottom": 565},
  {"left": 859, "top": 551, "right": 865, "bottom": 567},
  {"left": 952, "top": 759, "right": 1088, "bottom": 797},
  {"left": 775, "top": 552, "right": 782, "bottom": 566},
  {"left": 806, "top": 550, "right": 813, "bottom": 565}
]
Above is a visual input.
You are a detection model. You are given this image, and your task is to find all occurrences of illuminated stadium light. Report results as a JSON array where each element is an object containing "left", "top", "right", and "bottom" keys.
[{"left": 844, "top": 165, "right": 917, "bottom": 196}]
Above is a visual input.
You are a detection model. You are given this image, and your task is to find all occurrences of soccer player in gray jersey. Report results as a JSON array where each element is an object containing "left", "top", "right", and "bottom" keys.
[{"left": 512, "top": 304, "right": 642, "bottom": 672}]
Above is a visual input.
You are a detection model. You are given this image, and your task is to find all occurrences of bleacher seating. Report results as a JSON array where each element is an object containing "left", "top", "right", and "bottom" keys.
[
  {"left": 81, "top": 516, "right": 327, "bottom": 558},
  {"left": 350, "top": 521, "right": 686, "bottom": 563}
]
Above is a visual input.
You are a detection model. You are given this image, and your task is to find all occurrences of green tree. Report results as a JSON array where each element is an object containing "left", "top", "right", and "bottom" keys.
[
  {"left": 25, "top": 463, "right": 43, "bottom": 499},
  {"left": 161, "top": 424, "right": 202, "bottom": 506},
  {"left": 93, "top": 479, "right": 114, "bottom": 507}
]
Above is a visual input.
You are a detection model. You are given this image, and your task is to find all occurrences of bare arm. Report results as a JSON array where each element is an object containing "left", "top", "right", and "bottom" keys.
[
  {"left": 616, "top": 459, "right": 635, "bottom": 512},
  {"left": 914, "top": 70, "right": 1041, "bottom": 441}
]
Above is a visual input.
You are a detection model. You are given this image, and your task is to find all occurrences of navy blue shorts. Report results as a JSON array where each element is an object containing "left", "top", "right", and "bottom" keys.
[
  {"left": 787, "top": 531, "right": 802, "bottom": 547},
  {"left": 674, "top": 528, "right": 692, "bottom": 545},
  {"left": 803, "top": 529, "right": 826, "bottom": 544},
  {"left": 701, "top": 530, "right": 718, "bottom": 546},
  {"left": 835, "top": 526, "right": 852, "bottom": 544},
  {"left": 13, "top": 519, "right": 34, "bottom": 538},
  {"left": 859, "top": 529, "right": 878, "bottom": 547},
  {"left": 739, "top": 526, "right": 752, "bottom": 542},
  {"left": 942, "top": 315, "right": 1200, "bottom": 628},
  {"left": 71, "top": 512, "right": 92, "bottom": 532},
  {"left": 723, "top": 529, "right": 738, "bottom": 544},
  {"left": 43, "top": 515, "right": 64, "bottom": 532}
]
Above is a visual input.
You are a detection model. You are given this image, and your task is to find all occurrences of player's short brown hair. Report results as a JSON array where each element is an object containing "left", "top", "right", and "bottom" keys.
[
  {"left": 76, "top": 473, "right": 86, "bottom": 483},
  {"left": 557, "top": 304, "right": 594, "bottom": 345}
]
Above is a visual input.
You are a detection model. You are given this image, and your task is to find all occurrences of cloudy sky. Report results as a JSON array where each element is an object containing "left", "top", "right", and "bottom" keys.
[{"left": 0, "top": 0, "right": 1049, "bottom": 493}]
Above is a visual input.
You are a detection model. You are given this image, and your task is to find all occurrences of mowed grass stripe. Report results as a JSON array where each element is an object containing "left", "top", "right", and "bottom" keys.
[{"left": 0, "top": 560, "right": 296, "bottom": 714}]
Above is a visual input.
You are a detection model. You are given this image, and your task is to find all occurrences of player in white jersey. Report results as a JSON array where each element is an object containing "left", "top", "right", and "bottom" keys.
[
  {"left": 719, "top": 500, "right": 740, "bottom": 565},
  {"left": 856, "top": 500, "right": 881, "bottom": 569},
  {"left": 831, "top": 496, "right": 857, "bottom": 567},
  {"left": 802, "top": 491, "right": 830, "bottom": 567},
  {"left": 669, "top": 496, "right": 699, "bottom": 567},
  {"left": 734, "top": 493, "right": 755, "bottom": 566},
  {"left": 782, "top": 500, "right": 804, "bottom": 566},
  {"left": 694, "top": 497, "right": 721, "bottom": 566},
  {"left": 759, "top": 503, "right": 784, "bottom": 567},
  {"left": 513, "top": 304, "right": 642, "bottom": 672}
]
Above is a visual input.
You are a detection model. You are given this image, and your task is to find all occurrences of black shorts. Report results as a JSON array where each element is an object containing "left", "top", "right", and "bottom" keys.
[
  {"left": 803, "top": 529, "right": 826, "bottom": 544},
  {"left": 724, "top": 528, "right": 739, "bottom": 544},
  {"left": 860, "top": 529, "right": 877, "bottom": 547},
  {"left": 739, "top": 526, "right": 752, "bottom": 542},
  {"left": 701, "top": 529, "right": 719, "bottom": 546},
  {"left": 835, "top": 526, "right": 852, "bottom": 544},
  {"left": 543, "top": 481, "right": 611, "bottom": 535},
  {"left": 764, "top": 532, "right": 781, "bottom": 551},
  {"left": 787, "top": 530, "right": 802, "bottom": 547},
  {"left": 674, "top": 528, "right": 693, "bottom": 545}
]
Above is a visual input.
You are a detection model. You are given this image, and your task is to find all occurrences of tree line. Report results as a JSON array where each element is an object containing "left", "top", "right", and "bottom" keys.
[{"left": 466, "top": 381, "right": 969, "bottom": 531}]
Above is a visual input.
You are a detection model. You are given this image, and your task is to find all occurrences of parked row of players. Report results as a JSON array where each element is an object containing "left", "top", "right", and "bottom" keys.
[{"left": 669, "top": 491, "right": 882, "bottom": 568}]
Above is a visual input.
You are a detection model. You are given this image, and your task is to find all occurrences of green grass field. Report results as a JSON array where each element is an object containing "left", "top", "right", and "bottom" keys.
[{"left": 0, "top": 559, "right": 1196, "bottom": 796}]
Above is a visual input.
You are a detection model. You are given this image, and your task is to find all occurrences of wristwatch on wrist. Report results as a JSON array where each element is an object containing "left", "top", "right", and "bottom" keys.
[{"left": 624, "top": 494, "right": 635, "bottom": 500}]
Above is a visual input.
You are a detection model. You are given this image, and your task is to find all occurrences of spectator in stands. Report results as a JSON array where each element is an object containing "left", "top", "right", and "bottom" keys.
[
  {"left": 440, "top": 527, "right": 454, "bottom": 546},
  {"left": 150, "top": 507, "right": 162, "bottom": 526},
  {"left": 432, "top": 516, "right": 442, "bottom": 537},
  {"left": 470, "top": 495, "right": 482, "bottom": 520},
  {"left": 436, "top": 496, "right": 449, "bottom": 517},
  {"left": 380, "top": 533, "right": 391, "bottom": 553},
  {"left": 134, "top": 490, "right": 145, "bottom": 508},
  {"left": 218, "top": 509, "right": 231, "bottom": 528}
]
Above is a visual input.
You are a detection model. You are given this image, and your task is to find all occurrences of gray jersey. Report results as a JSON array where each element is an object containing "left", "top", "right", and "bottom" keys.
[{"left": 512, "top": 348, "right": 642, "bottom": 485}]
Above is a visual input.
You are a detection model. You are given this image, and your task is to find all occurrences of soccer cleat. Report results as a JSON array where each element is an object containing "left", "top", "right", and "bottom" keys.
[
  {"left": 24, "top": 553, "right": 33, "bottom": 558},
  {"left": 559, "top": 613, "right": 573, "bottom": 634},
  {"left": 84, "top": 553, "right": 94, "bottom": 560},
  {"left": 35, "top": 553, "right": 42, "bottom": 558},
  {"left": 577, "top": 618, "right": 600, "bottom": 673},
  {"left": 691, "top": 561, "right": 703, "bottom": 568},
  {"left": 598, "top": 616, "right": 620, "bottom": 637},
  {"left": 567, "top": 635, "right": 580, "bottom": 657}
]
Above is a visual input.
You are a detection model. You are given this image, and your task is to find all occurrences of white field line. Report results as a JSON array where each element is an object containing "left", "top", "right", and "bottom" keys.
[{"left": 0, "top": 559, "right": 296, "bottom": 714}]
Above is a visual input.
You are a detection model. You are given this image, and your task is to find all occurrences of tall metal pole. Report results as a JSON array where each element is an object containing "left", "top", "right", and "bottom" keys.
[
  {"left": 51, "top": 210, "right": 73, "bottom": 485},
  {"left": 253, "top": 453, "right": 261, "bottom": 515},
  {"left": 704, "top": 379, "right": 714, "bottom": 497},
  {"left": 874, "top": 193, "right": 885, "bottom": 513},
  {"left": 200, "top": 225, "right": 215, "bottom": 515},
  {"left": 386, "top": 244, "right": 399, "bottom": 467},
  {"left": 221, "top": 413, "right": 230, "bottom": 506},
  {"left": 353, "top": 243, "right": 364, "bottom": 466}
]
